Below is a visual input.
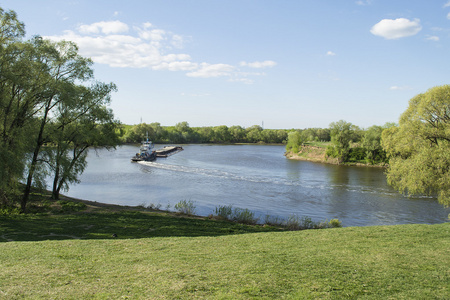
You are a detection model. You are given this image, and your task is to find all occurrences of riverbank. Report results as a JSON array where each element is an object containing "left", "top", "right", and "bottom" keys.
[
  {"left": 1, "top": 197, "right": 448, "bottom": 299},
  {"left": 285, "top": 145, "right": 386, "bottom": 167}
]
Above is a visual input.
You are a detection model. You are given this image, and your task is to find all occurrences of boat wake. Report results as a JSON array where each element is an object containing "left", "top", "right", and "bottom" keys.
[{"left": 137, "top": 161, "right": 410, "bottom": 198}]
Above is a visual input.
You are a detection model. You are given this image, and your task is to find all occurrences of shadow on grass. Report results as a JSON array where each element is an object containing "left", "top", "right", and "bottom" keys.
[{"left": 0, "top": 210, "right": 282, "bottom": 242}]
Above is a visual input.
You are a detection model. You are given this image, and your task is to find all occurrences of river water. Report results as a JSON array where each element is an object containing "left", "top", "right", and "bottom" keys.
[{"left": 66, "top": 144, "right": 449, "bottom": 227}]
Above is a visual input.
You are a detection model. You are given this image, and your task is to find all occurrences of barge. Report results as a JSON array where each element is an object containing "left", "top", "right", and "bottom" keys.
[{"left": 155, "top": 146, "right": 183, "bottom": 157}]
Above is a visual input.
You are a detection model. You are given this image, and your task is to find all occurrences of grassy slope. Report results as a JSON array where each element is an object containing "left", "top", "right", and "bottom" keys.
[{"left": 0, "top": 203, "right": 449, "bottom": 299}]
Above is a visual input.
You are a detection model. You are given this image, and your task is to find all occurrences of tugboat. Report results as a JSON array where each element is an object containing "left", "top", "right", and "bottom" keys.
[{"left": 131, "top": 135, "right": 156, "bottom": 162}]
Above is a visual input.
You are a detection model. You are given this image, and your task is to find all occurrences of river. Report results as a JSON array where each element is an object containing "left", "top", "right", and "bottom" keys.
[{"left": 66, "top": 144, "right": 449, "bottom": 227}]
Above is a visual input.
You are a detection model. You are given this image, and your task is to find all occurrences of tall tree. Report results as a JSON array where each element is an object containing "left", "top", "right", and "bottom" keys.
[
  {"left": 21, "top": 38, "right": 94, "bottom": 211},
  {"left": 0, "top": 9, "right": 34, "bottom": 203},
  {"left": 48, "top": 82, "right": 119, "bottom": 199},
  {"left": 328, "top": 120, "right": 354, "bottom": 163},
  {"left": 381, "top": 85, "right": 450, "bottom": 206},
  {"left": 362, "top": 125, "right": 386, "bottom": 164}
]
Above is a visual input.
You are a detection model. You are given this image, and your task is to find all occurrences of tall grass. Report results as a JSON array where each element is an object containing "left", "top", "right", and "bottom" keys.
[
  {"left": 214, "top": 205, "right": 259, "bottom": 224},
  {"left": 213, "top": 205, "right": 342, "bottom": 230}
]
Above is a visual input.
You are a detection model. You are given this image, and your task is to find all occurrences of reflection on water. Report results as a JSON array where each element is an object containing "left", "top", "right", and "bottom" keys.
[{"left": 67, "top": 144, "right": 449, "bottom": 227}]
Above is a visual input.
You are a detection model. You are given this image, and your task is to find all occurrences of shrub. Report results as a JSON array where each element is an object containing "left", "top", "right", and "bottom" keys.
[
  {"left": 174, "top": 200, "right": 196, "bottom": 215},
  {"left": 214, "top": 205, "right": 233, "bottom": 220},
  {"left": 348, "top": 147, "right": 366, "bottom": 162},
  {"left": 285, "top": 215, "right": 343, "bottom": 230},
  {"left": 213, "top": 205, "right": 259, "bottom": 224},
  {"left": 328, "top": 219, "right": 342, "bottom": 228},
  {"left": 232, "top": 208, "right": 259, "bottom": 225},
  {"left": 325, "top": 145, "right": 337, "bottom": 158},
  {"left": 264, "top": 215, "right": 284, "bottom": 226}
]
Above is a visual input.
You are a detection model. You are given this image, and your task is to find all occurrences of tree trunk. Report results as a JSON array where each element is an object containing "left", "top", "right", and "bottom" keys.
[
  {"left": 21, "top": 99, "right": 51, "bottom": 212},
  {"left": 52, "top": 164, "right": 60, "bottom": 200}
]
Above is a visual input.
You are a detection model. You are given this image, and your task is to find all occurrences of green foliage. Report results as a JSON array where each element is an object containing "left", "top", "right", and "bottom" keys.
[
  {"left": 231, "top": 208, "right": 259, "bottom": 225},
  {"left": 285, "top": 130, "right": 302, "bottom": 153},
  {"left": 213, "top": 205, "right": 259, "bottom": 225},
  {"left": 329, "top": 120, "right": 356, "bottom": 163},
  {"left": 328, "top": 218, "right": 343, "bottom": 228},
  {"left": 122, "top": 122, "right": 290, "bottom": 144},
  {"left": 0, "top": 206, "right": 21, "bottom": 215},
  {"left": 0, "top": 9, "right": 120, "bottom": 210},
  {"left": 214, "top": 204, "right": 234, "bottom": 219},
  {"left": 362, "top": 124, "right": 389, "bottom": 164},
  {"left": 285, "top": 215, "right": 343, "bottom": 230},
  {"left": 56, "top": 200, "right": 87, "bottom": 213},
  {"left": 347, "top": 146, "right": 366, "bottom": 162},
  {"left": 174, "top": 200, "right": 196, "bottom": 215},
  {"left": 382, "top": 85, "right": 450, "bottom": 206}
]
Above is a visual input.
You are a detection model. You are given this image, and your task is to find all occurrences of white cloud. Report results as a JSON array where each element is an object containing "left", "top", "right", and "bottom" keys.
[
  {"left": 390, "top": 85, "right": 412, "bottom": 91},
  {"left": 426, "top": 35, "right": 440, "bottom": 41},
  {"left": 78, "top": 21, "right": 129, "bottom": 35},
  {"left": 370, "top": 18, "right": 422, "bottom": 39},
  {"left": 181, "top": 92, "right": 211, "bottom": 97},
  {"left": 447, "top": 12, "right": 450, "bottom": 20},
  {"left": 186, "top": 63, "right": 235, "bottom": 78},
  {"left": 444, "top": 1, "right": 450, "bottom": 8},
  {"left": 356, "top": 0, "right": 372, "bottom": 5},
  {"left": 326, "top": 51, "right": 336, "bottom": 56},
  {"left": 45, "top": 20, "right": 276, "bottom": 83},
  {"left": 239, "top": 60, "right": 277, "bottom": 68},
  {"left": 153, "top": 61, "right": 198, "bottom": 71},
  {"left": 228, "top": 78, "right": 254, "bottom": 84},
  {"left": 46, "top": 22, "right": 193, "bottom": 69}
]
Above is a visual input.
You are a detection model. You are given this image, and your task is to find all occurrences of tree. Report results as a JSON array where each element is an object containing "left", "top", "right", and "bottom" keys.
[
  {"left": 229, "top": 125, "right": 245, "bottom": 143},
  {"left": 246, "top": 125, "right": 263, "bottom": 143},
  {"left": 362, "top": 125, "right": 386, "bottom": 164},
  {"left": 20, "top": 38, "right": 96, "bottom": 211},
  {"left": 381, "top": 85, "right": 450, "bottom": 206},
  {"left": 125, "top": 123, "right": 155, "bottom": 143},
  {"left": 47, "top": 82, "right": 119, "bottom": 200},
  {"left": 328, "top": 120, "right": 354, "bottom": 163},
  {"left": 285, "top": 131, "right": 302, "bottom": 153},
  {"left": 0, "top": 10, "right": 46, "bottom": 204},
  {"left": 213, "top": 125, "right": 230, "bottom": 143}
]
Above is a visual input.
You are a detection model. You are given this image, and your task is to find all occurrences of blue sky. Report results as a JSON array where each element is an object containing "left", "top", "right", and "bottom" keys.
[{"left": 2, "top": 0, "right": 450, "bottom": 129}]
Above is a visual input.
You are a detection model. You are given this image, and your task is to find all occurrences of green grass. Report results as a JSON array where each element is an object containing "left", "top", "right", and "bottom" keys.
[
  {"left": 304, "top": 141, "right": 331, "bottom": 148},
  {"left": 0, "top": 201, "right": 449, "bottom": 299}
]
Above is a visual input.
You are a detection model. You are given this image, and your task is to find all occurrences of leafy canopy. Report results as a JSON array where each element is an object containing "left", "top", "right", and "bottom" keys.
[{"left": 381, "top": 85, "right": 450, "bottom": 206}]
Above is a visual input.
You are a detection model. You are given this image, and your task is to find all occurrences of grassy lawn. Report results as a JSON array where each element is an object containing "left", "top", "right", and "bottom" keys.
[{"left": 0, "top": 199, "right": 449, "bottom": 299}]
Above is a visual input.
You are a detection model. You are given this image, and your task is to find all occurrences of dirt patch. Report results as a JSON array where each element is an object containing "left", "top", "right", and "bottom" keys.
[{"left": 285, "top": 146, "right": 339, "bottom": 164}]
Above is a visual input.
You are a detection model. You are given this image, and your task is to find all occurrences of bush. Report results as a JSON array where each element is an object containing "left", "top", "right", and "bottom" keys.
[
  {"left": 285, "top": 215, "right": 342, "bottom": 230},
  {"left": 174, "top": 200, "right": 196, "bottom": 215},
  {"left": 214, "top": 205, "right": 233, "bottom": 220},
  {"left": 232, "top": 208, "right": 259, "bottom": 225},
  {"left": 213, "top": 205, "right": 259, "bottom": 224},
  {"left": 328, "top": 219, "right": 342, "bottom": 228},
  {"left": 325, "top": 145, "right": 337, "bottom": 158},
  {"left": 264, "top": 215, "right": 284, "bottom": 226},
  {"left": 348, "top": 147, "right": 366, "bottom": 162}
]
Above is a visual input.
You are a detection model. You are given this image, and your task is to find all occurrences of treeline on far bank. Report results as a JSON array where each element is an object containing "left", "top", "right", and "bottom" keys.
[{"left": 121, "top": 122, "right": 298, "bottom": 144}]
